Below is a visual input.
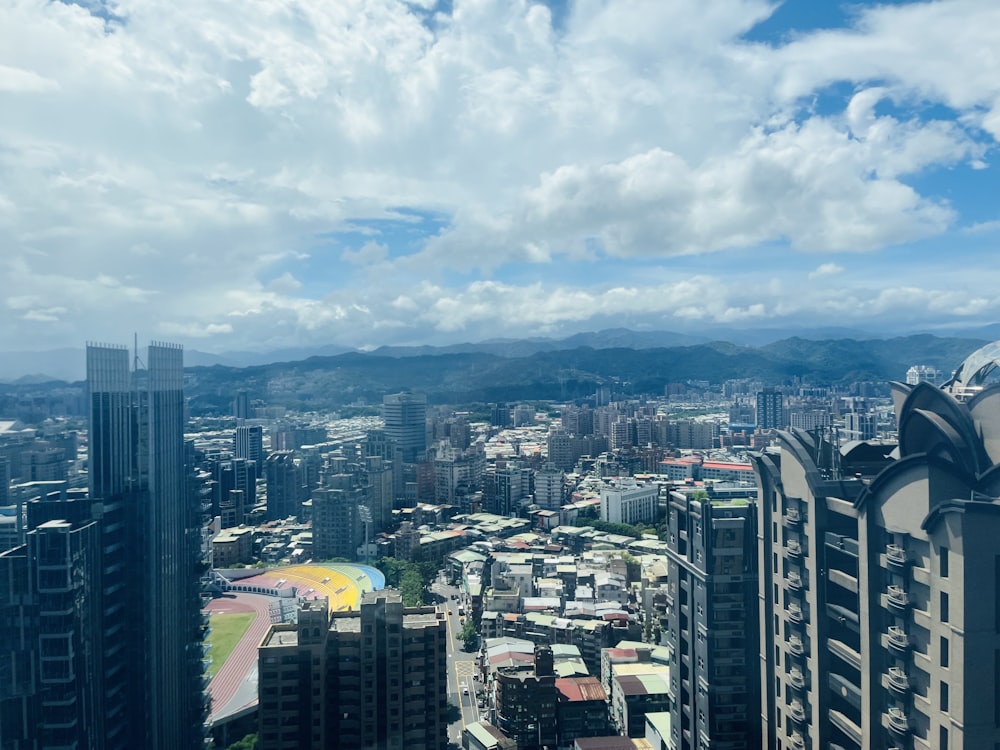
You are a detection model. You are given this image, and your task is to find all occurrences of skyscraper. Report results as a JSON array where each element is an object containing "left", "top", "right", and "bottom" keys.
[
  {"left": 382, "top": 391, "right": 427, "bottom": 463},
  {"left": 265, "top": 450, "right": 300, "bottom": 520},
  {"left": 86, "top": 342, "right": 207, "bottom": 750},
  {"left": 234, "top": 424, "right": 264, "bottom": 477},
  {"left": 664, "top": 490, "right": 760, "bottom": 749}
]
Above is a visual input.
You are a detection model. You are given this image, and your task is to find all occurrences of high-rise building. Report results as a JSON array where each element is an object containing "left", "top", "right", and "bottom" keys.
[
  {"left": 0, "top": 494, "right": 103, "bottom": 748},
  {"left": 232, "top": 389, "right": 250, "bottom": 420},
  {"left": 533, "top": 463, "right": 565, "bottom": 511},
  {"left": 382, "top": 392, "right": 428, "bottom": 464},
  {"left": 490, "top": 402, "right": 512, "bottom": 429},
  {"left": 86, "top": 342, "right": 208, "bottom": 750},
  {"left": 489, "top": 460, "right": 532, "bottom": 516},
  {"left": 213, "top": 456, "right": 255, "bottom": 527},
  {"left": 752, "top": 343, "right": 1000, "bottom": 750},
  {"left": 312, "top": 483, "right": 364, "bottom": 560},
  {"left": 756, "top": 389, "right": 784, "bottom": 430},
  {"left": 234, "top": 424, "right": 264, "bottom": 477},
  {"left": 265, "top": 451, "right": 299, "bottom": 520},
  {"left": 0, "top": 343, "right": 208, "bottom": 750},
  {"left": 546, "top": 429, "right": 574, "bottom": 471},
  {"left": 664, "top": 491, "right": 760, "bottom": 749},
  {"left": 257, "top": 591, "right": 448, "bottom": 750},
  {"left": 843, "top": 411, "right": 877, "bottom": 441}
]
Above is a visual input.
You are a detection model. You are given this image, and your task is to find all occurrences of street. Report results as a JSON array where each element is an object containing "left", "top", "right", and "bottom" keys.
[{"left": 430, "top": 577, "right": 482, "bottom": 748}]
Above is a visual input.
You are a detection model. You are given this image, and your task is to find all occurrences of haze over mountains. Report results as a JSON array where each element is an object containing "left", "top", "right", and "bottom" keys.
[
  {"left": 2, "top": 328, "right": 992, "bottom": 420},
  {"left": 2, "top": 325, "right": 998, "bottom": 385}
]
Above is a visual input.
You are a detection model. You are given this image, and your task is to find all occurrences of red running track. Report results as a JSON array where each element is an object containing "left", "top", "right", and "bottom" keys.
[{"left": 206, "top": 593, "right": 274, "bottom": 720}]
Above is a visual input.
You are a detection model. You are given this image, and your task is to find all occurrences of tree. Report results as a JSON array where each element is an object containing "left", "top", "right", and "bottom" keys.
[
  {"left": 459, "top": 619, "right": 478, "bottom": 651},
  {"left": 400, "top": 567, "right": 425, "bottom": 606},
  {"left": 226, "top": 734, "right": 258, "bottom": 750},
  {"left": 377, "top": 557, "right": 437, "bottom": 606}
]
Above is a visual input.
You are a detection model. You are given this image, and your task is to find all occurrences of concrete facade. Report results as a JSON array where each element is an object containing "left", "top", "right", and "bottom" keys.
[{"left": 753, "top": 371, "right": 1000, "bottom": 750}]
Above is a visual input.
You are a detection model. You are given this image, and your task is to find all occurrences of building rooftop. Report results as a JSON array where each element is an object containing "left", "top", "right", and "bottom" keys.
[
  {"left": 556, "top": 676, "right": 607, "bottom": 702},
  {"left": 615, "top": 671, "right": 671, "bottom": 697},
  {"left": 263, "top": 627, "right": 298, "bottom": 647},
  {"left": 574, "top": 738, "right": 653, "bottom": 750}
]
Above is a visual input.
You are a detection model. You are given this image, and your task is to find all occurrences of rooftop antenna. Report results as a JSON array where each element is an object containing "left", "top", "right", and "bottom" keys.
[{"left": 133, "top": 332, "right": 146, "bottom": 371}]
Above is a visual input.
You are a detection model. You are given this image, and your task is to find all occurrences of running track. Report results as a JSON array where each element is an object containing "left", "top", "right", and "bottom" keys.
[{"left": 206, "top": 593, "right": 273, "bottom": 721}]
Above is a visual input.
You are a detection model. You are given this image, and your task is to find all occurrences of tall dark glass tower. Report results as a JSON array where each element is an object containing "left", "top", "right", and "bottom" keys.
[{"left": 87, "top": 342, "right": 207, "bottom": 750}]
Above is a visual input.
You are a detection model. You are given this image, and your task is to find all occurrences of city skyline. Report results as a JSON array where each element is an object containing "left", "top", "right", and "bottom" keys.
[{"left": 2, "top": 0, "right": 999, "bottom": 354}]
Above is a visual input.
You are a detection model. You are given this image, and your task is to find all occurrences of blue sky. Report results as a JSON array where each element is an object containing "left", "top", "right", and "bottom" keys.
[{"left": 1, "top": 0, "right": 999, "bottom": 353}]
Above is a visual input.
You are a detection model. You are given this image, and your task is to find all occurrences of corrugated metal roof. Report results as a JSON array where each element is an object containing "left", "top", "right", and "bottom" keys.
[{"left": 556, "top": 676, "right": 607, "bottom": 702}]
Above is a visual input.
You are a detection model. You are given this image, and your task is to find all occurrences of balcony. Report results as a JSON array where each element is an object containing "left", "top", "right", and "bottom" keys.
[
  {"left": 886, "top": 544, "right": 908, "bottom": 571},
  {"left": 786, "top": 571, "right": 803, "bottom": 590},
  {"left": 787, "top": 635, "right": 805, "bottom": 656},
  {"left": 887, "top": 585, "right": 909, "bottom": 612},
  {"left": 788, "top": 699, "right": 806, "bottom": 723},
  {"left": 886, "top": 666, "right": 909, "bottom": 693},
  {"left": 783, "top": 508, "right": 801, "bottom": 527},
  {"left": 886, "top": 707, "right": 909, "bottom": 735},
  {"left": 788, "top": 732, "right": 806, "bottom": 750},
  {"left": 887, "top": 626, "right": 909, "bottom": 653},
  {"left": 788, "top": 603, "right": 804, "bottom": 623},
  {"left": 785, "top": 540, "right": 802, "bottom": 558},
  {"left": 788, "top": 667, "right": 805, "bottom": 689}
]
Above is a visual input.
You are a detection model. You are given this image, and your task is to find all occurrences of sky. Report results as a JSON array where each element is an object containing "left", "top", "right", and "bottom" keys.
[{"left": 2, "top": 0, "right": 999, "bottom": 354}]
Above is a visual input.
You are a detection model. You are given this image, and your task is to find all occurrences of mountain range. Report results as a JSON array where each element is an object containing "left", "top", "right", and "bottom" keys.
[
  {"left": 6, "top": 324, "right": 999, "bottom": 384},
  {"left": 0, "top": 330, "right": 993, "bottom": 416}
]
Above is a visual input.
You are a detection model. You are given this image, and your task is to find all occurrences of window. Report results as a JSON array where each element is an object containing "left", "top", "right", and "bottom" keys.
[
  {"left": 941, "top": 636, "right": 949, "bottom": 668},
  {"left": 940, "top": 546, "right": 949, "bottom": 578},
  {"left": 941, "top": 592, "right": 950, "bottom": 623},
  {"left": 941, "top": 681, "right": 949, "bottom": 712}
]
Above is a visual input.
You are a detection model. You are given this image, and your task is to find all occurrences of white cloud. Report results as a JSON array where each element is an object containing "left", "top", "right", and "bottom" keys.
[
  {"left": 0, "top": 64, "right": 59, "bottom": 93},
  {"left": 963, "top": 220, "right": 1000, "bottom": 235},
  {"left": 159, "top": 321, "right": 235, "bottom": 338},
  {"left": 23, "top": 307, "right": 67, "bottom": 323},
  {"left": 809, "top": 263, "right": 844, "bottom": 279},
  {"left": 341, "top": 241, "right": 389, "bottom": 266},
  {"left": 0, "top": 0, "right": 997, "bottom": 352}
]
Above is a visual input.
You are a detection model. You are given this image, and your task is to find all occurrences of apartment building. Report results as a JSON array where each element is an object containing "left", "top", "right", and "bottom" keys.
[
  {"left": 752, "top": 369, "right": 1000, "bottom": 749},
  {"left": 664, "top": 491, "right": 760, "bottom": 749},
  {"left": 258, "top": 591, "right": 448, "bottom": 750}
]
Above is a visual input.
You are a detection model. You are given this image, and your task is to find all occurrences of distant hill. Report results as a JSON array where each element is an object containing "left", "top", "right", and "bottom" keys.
[
  {"left": 0, "top": 333, "right": 991, "bottom": 415},
  {"left": 177, "top": 334, "right": 988, "bottom": 414}
]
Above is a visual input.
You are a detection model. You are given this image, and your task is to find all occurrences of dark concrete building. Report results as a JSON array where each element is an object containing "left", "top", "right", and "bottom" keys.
[
  {"left": 756, "top": 389, "right": 784, "bottom": 430},
  {"left": 494, "top": 644, "right": 558, "bottom": 749},
  {"left": 258, "top": 591, "right": 448, "bottom": 750},
  {"left": 664, "top": 490, "right": 760, "bottom": 750},
  {"left": 265, "top": 450, "right": 299, "bottom": 520}
]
